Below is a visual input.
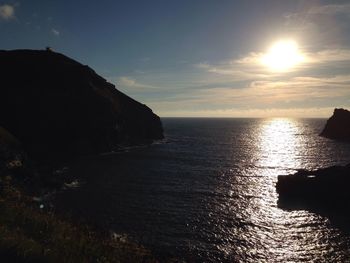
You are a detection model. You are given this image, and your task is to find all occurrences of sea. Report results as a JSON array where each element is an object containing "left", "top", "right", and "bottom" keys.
[{"left": 54, "top": 118, "right": 350, "bottom": 262}]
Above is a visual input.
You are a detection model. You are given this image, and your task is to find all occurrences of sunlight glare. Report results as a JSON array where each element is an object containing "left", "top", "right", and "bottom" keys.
[
  {"left": 261, "top": 40, "right": 304, "bottom": 72},
  {"left": 257, "top": 118, "right": 301, "bottom": 170}
]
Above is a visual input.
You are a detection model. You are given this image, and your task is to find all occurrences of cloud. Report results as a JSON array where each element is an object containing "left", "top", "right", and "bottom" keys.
[
  {"left": 0, "top": 4, "right": 15, "bottom": 20},
  {"left": 284, "top": 3, "right": 350, "bottom": 49},
  {"left": 310, "top": 49, "right": 350, "bottom": 63},
  {"left": 155, "top": 107, "right": 335, "bottom": 118},
  {"left": 308, "top": 4, "right": 350, "bottom": 15},
  {"left": 116, "top": 57, "right": 350, "bottom": 117},
  {"left": 194, "top": 62, "right": 210, "bottom": 69},
  {"left": 51, "top": 28, "right": 60, "bottom": 36},
  {"left": 247, "top": 76, "right": 350, "bottom": 101},
  {"left": 194, "top": 56, "right": 271, "bottom": 81},
  {"left": 195, "top": 46, "right": 350, "bottom": 81},
  {"left": 116, "top": 2, "right": 350, "bottom": 117},
  {"left": 188, "top": 44, "right": 350, "bottom": 117},
  {"left": 118, "top": 77, "right": 138, "bottom": 86},
  {"left": 149, "top": 75, "right": 349, "bottom": 117},
  {"left": 117, "top": 76, "right": 157, "bottom": 89},
  {"left": 194, "top": 56, "right": 288, "bottom": 82}
]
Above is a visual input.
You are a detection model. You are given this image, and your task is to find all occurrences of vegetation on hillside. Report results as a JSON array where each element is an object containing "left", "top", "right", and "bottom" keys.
[{"left": 0, "top": 127, "right": 162, "bottom": 263}]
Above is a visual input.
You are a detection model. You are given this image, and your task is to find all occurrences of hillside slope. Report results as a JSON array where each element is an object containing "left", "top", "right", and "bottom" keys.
[{"left": 0, "top": 49, "right": 163, "bottom": 161}]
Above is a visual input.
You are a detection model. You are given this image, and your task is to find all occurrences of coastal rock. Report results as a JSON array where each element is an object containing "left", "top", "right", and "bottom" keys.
[
  {"left": 320, "top": 108, "right": 350, "bottom": 140},
  {"left": 0, "top": 49, "right": 163, "bottom": 162},
  {"left": 276, "top": 164, "right": 350, "bottom": 215},
  {"left": 0, "top": 126, "right": 25, "bottom": 170}
]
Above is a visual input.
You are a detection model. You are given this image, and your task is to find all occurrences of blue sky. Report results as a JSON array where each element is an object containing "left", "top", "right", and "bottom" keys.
[{"left": 1, "top": 0, "right": 350, "bottom": 117}]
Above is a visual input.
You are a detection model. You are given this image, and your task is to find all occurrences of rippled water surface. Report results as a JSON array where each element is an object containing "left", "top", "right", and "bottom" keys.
[{"left": 56, "top": 118, "right": 350, "bottom": 262}]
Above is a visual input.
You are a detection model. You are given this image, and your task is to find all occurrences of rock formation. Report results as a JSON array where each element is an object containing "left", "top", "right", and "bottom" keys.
[
  {"left": 320, "top": 108, "right": 350, "bottom": 140},
  {"left": 276, "top": 164, "right": 350, "bottom": 215},
  {"left": 0, "top": 49, "right": 163, "bottom": 162}
]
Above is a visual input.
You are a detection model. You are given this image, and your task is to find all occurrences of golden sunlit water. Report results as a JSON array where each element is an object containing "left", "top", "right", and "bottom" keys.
[
  {"left": 258, "top": 118, "right": 302, "bottom": 169},
  {"left": 232, "top": 118, "right": 343, "bottom": 262},
  {"left": 55, "top": 118, "right": 350, "bottom": 262}
]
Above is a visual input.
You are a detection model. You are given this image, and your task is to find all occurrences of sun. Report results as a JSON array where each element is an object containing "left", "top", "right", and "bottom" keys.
[{"left": 261, "top": 40, "right": 304, "bottom": 71}]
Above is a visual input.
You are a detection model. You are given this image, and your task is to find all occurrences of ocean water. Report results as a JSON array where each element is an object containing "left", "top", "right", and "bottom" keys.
[{"left": 55, "top": 118, "right": 350, "bottom": 262}]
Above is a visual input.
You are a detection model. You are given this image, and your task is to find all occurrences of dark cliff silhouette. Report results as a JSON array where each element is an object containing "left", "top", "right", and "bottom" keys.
[
  {"left": 276, "top": 164, "right": 350, "bottom": 230},
  {"left": 320, "top": 108, "right": 350, "bottom": 140},
  {"left": 277, "top": 164, "right": 350, "bottom": 211},
  {"left": 0, "top": 49, "right": 163, "bottom": 162}
]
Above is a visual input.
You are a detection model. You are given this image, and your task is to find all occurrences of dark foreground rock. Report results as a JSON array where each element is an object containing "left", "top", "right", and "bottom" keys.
[
  {"left": 320, "top": 108, "right": 350, "bottom": 140},
  {"left": 0, "top": 49, "right": 163, "bottom": 162},
  {"left": 277, "top": 164, "right": 350, "bottom": 229}
]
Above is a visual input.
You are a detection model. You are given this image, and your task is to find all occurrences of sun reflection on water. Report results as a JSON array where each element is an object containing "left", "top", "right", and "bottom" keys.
[
  {"left": 240, "top": 118, "right": 344, "bottom": 262},
  {"left": 257, "top": 118, "right": 302, "bottom": 171}
]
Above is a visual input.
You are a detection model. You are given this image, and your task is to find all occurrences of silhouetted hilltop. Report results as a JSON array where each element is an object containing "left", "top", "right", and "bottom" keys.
[
  {"left": 0, "top": 49, "right": 163, "bottom": 162},
  {"left": 320, "top": 108, "right": 350, "bottom": 140}
]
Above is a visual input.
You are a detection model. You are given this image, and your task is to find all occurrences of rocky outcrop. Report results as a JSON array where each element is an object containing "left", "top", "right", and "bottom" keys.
[
  {"left": 0, "top": 49, "right": 163, "bottom": 162},
  {"left": 276, "top": 164, "right": 350, "bottom": 215},
  {"left": 320, "top": 108, "right": 350, "bottom": 140}
]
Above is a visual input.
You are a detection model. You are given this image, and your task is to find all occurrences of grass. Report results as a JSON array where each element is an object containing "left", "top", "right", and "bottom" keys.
[
  {"left": 0, "top": 127, "right": 177, "bottom": 263},
  {"left": 0, "top": 175, "right": 159, "bottom": 263}
]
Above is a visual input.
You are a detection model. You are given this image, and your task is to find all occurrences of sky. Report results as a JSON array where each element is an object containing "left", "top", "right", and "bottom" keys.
[{"left": 1, "top": 0, "right": 350, "bottom": 117}]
